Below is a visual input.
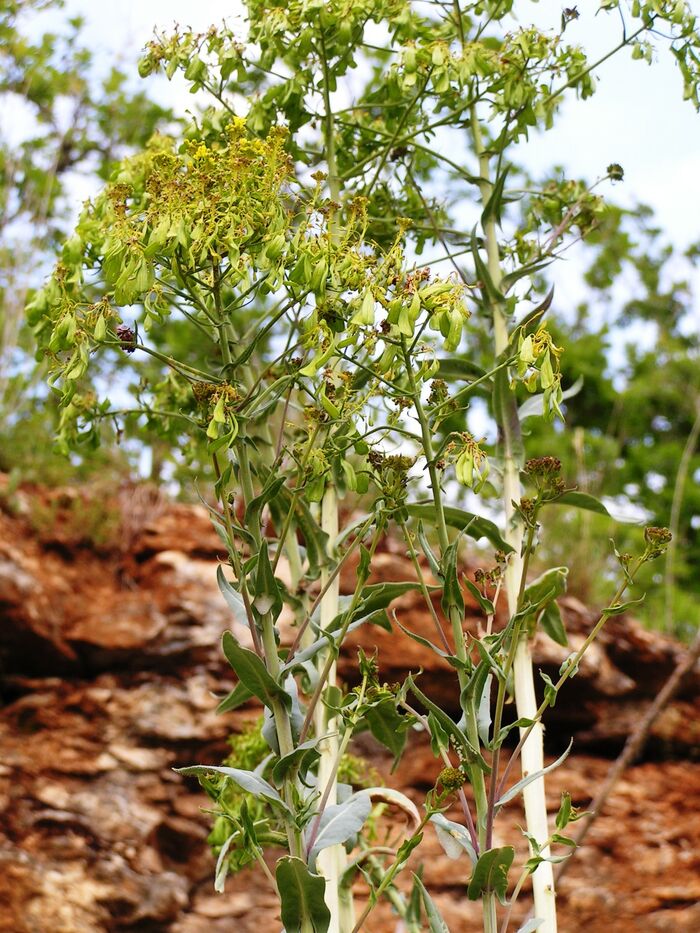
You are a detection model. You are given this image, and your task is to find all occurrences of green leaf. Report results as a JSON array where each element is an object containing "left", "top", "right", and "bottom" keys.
[
  {"left": 540, "top": 601, "right": 567, "bottom": 647},
  {"left": 412, "top": 874, "right": 450, "bottom": 933},
  {"left": 407, "top": 676, "right": 490, "bottom": 774},
  {"left": 330, "top": 581, "right": 429, "bottom": 632},
  {"left": 417, "top": 522, "right": 441, "bottom": 577},
  {"left": 276, "top": 857, "right": 331, "bottom": 933},
  {"left": 244, "top": 474, "right": 286, "bottom": 529},
  {"left": 221, "top": 631, "right": 289, "bottom": 711},
  {"left": 471, "top": 228, "right": 504, "bottom": 304},
  {"left": 551, "top": 491, "right": 611, "bottom": 516},
  {"left": 601, "top": 594, "right": 645, "bottom": 616},
  {"left": 440, "top": 539, "right": 464, "bottom": 618},
  {"left": 492, "top": 365, "right": 524, "bottom": 463},
  {"left": 244, "top": 375, "right": 294, "bottom": 420},
  {"left": 216, "top": 565, "right": 249, "bottom": 628},
  {"left": 481, "top": 165, "right": 510, "bottom": 227},
  {"left": 496, "top": 741, "right": 573, "bottom": 809},
  {"left": 253, "top": 541, "right": 283, "bottom": 621},
  {"left": 269, "top": 488, "right": 329, "bottom": 579},
  {"left": 271, "top": 739, "right": 320, "bottom": 785},
  {"left": 175, "top": 764, "right": 289, "bottom": 812},
  {"left": 467, "top": 846, "right": 515, "bottom": 904},
  {"left": 437, "top": 357, "right": 488, "bottom": 381},
  {"left": 518, "top": 376, "right": 583, "bottom": 420},
  {"left": 501, "top": 257, "right": 553, "bottom": 295},
  {"left": 216, "top": 680, "right": 254, "bottom": 714},
  {"left": 522, "top": 567, "right": 568, "bottom": 613},
  {"left": 406, "top": 503, "right": 513, "bottom": 553},
  {"left": 394, "top": 618, "right": 452, "bottom": 661},
  {"left": 555, "top": 792, "right": 574, "bottom": 831},
  {"left": 464, "top": 578, "right": 495, "bottom": 616},
  {"left": 365, "top": 698, "right": 410, "bottom": 770}
]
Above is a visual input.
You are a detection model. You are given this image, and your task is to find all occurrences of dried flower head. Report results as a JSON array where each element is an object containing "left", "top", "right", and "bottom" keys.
[
  {"left": 437, "top": 767, "right": 466, "bottom": 792},
  {"left": 643, "top": 526, "right": 672, "bottom": 559},
  {"left": 115, "top": 323, "right": 136, "bottom": 353},
  {"left": 525, "top": 456, "right": 561, "bottom": 477}
]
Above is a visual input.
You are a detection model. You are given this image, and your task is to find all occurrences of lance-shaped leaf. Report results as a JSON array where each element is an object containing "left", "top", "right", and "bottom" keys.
[
  {"left": 323, "top": 581, "right": 428, "bottom": 636},
  {"left": 601, "top": 594, "right": 646, "bottom": 616},
  {"left": 492, "top": 364, "right": 524, "bottom": 462},
  {"left": 214, "top": 832, "right": 237, "bottom": 893},
  {"left": 216, "top": 565, "right": 249, "bottom": 629},
  {"left": 175, "top": 764, "right": 290, "bottom": 813},
  {"left": 253, "top": 541, "right": 283, "bottom": 621},
  {"left": 222, "top": 631, "right": 290, "bottom": 711},
  {"left": 276, "top": 857, "right": 330, "bottom": 933},
  {"left": 437, "top": 357, "right": 487, "bottom": 381},
  {"left": 467, "top": 845, "right": 515, "bottom": 904},
  {"left": 394, "top": 618, "right": 453, "bottom": 661},
  {"left": 471, "top": 227, "right": 505, "bottom": 304},
  {"left": 271, "top": 738, "right": 320, "bottom": 786},
  {"left": 408, "top": 676, "right": 490, "bottom": 774},
  {"left": 407, "top": 502, "right": 513, "bottom": 553},
  {"left": 481, "top": 164, "right": 510, "bottom": 226},
  {"left": 431, "top": 813, "right": 478, "bottom": 864},
  {"left": 282, "top": 611, "right": 389, "bottom": 673},
  {"left": 365, "top": 698, "right": 411, "bottom": 770},
  {"left": 540, "top": 600, "right": 567, "bottom": 647},
  {"left": 412, "top": 874, "right": 450, "bottom": 933},
  {"left": 550, "top": 491, "right": 611, "bottom": 516},
  {"left": 496, "top": 740, "right": 573, "bottom": 809},
  {"left": 306, "top": 792, "right": 372, "bottom": 870},
  {"left": 522, "top": 567, "right": 568, "bottom": 615},
  {"left": 244, "top": 473, "right": 286, "bottom": 529},
  {"left": 216, "top": 680, "right": 254, "bottom": 714},
  {"left": 269, "top": 486, "right": 329, "bottom": 578},
  {"left": 440, "top": 539, "right": 464, "bottom": 618}
]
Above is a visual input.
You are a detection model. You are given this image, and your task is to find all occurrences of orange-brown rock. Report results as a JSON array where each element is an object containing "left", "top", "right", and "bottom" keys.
[{"left": 1, "top": 481, "right": 699, "bottom": 931}]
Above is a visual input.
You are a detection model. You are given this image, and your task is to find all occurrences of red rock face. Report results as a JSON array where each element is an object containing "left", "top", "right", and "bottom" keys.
[{"left": 0, "top": 481, "right": 699, "bottom": 931}]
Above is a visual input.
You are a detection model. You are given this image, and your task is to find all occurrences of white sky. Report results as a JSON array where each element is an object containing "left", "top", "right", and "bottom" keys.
[{"left": 36, "top": 0, "right": 700, "bottom": 337}]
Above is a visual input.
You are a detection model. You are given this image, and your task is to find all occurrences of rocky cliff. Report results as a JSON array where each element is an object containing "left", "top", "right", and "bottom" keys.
[{"left": 1, "top": 479, "right": 699, "bottom": 932}]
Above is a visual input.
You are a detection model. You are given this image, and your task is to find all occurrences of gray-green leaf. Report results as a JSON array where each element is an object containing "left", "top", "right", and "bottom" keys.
[
  {"left": 431, "top": 813, "right": 477, "bottom": 864},
  {"left": 175, "top": 764, "right": 289, "bottom": 813},
  {"left": 307, "top": 792, "right": 372, "bottom": 870}
]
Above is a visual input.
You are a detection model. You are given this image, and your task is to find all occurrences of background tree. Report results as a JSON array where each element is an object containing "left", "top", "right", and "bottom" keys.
[{"left": 0, "top": 0, "right": 170, "bottom": 482}]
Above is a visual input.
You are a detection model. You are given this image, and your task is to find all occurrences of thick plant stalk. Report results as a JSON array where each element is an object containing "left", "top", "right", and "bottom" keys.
[
  {"left": 403, "top": 341, "right": 498, "bottom": 933},
  {"left": 315, "top": 483, "right": 346, "bottom": 930},
  {"left": 471, "top": 112, "right": 558, "bottom": 930},
  {"left": 315, "top": 38, "right": 350, "bottom": 930}
]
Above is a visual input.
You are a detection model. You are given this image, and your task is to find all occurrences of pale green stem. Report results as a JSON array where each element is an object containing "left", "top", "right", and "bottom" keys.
[
  {"left": 470, "top": 107, "right": 557, "bottom": 932},
  {"left": 236, "top": 429, "right": 304, "bottom": 863},
  {"left": 401, "top": 339, "right": 495, "bottom": 931},
  {"left": 317, "top": 34, "right": 348, "bottom": 932}
]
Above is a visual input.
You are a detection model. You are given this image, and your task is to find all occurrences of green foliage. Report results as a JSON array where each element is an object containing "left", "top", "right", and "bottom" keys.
[{"left": 0, "top": 0, "right": 172, "bottom": 485}]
